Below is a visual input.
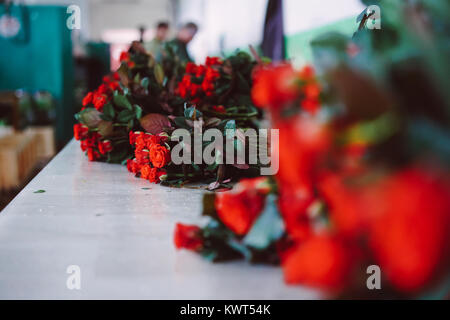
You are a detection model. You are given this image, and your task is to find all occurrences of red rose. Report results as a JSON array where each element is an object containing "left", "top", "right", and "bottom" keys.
[
  {"left": 82, "top": 92, "right": 93, "bottom": 107},
  {"left": 86, "top": 132, "right": 100, "bottom": 148},
  {"left": 278, "top": 187, "right": 314, "bottom": 241},
  {"left": 304, "top": 83, "right": 320, "bottom": 100},
  {"left": 190, "top": 83, "right": 200, "bottom": 97},
  {"left": 174, "top": 223, "right": 203, "bottom": 251},
  {"left": 148, "top": 168, "right": 167, "bottom": 184},
  {"left": 178, "top": 82, "right": 187, "bottom": 98},
  {"left": 73, "top": 124, "right": 88, "bottom": 140},
  {"left": 98, "top": 140, "right": 113, "bottom": 155},
  {"left": 126, "top": 159, "right": 134, "bottom": 172},
  {"left": 283, "top": 235, "right": 358, "bottom": 291},
  {"left": 205, "top": 67, "right": 220, "bottom": 82},
  {"left": 205, "top": 57, "right": 222, "bottom": 66},
  {"left": 252, "top": 64, "right": 298, "bottom": 110},
  {"left": 93, "top": 93, "right": 108, "bottom": 111},
  {"left": 135, "top": 148, "right": 150, "bottom": 165},
  {"left": 119, "top": 51, "right": 129, "bottom": 62},
  {"left": 318, "top": 172, "right": 369, "bottom": 239},
  {"left": 146, "top": 135, "right": 163, "bottom": 148},
  {"left": 276, "top": 115, "right": 330, "bottom": 191},
  {"left": 301, "top": 99, "right": 320, "bottom": 114},
  {"left": 196, "top": 65, "right": 206, "bottom": 77},
  {"left": 80, "top": 140, "right": 88, "bottom": 151},
  {"left": 87, "top": 148, "right": 100, "bottom": 161},
  {"left": 97, "top": 83, "right": 109, "bottom": 94},
  {"left": 129, "top": 131, "right": 139, "bottom": 145},
  {"left": 202, "top": 79, "right": 214, "bottom": 93},
  {"left": 135, "top": 132, "right": 149, "bottom": 150},
  {"left": 185, "top": 62, "right": 198, "bottom": 74},
  {"left": 298, "top": 65, "right": 315, "bottom": 80},
  {"left": 108, "top": 81, "right": 120, "bottom": 91},
  {"left": 215, "top": 179, "right": 268, "bottom": 236},
  {"left": 127, "top": 159, "right": 141, "bottom": 174},
  {"left": 182, "top": 75, "right": 192, "bottom": 86},
  {"left": 140, "top": 165, "right": 152, "bottom": 180},
  {"left": 368, "top": 168, "right": 450, "bottom": 293},
  {"left": 212, "top": 105, "right": 226, "bottom": 114},
  {"left": 149, "top": 144, "right": 170, "bottom": 168}
]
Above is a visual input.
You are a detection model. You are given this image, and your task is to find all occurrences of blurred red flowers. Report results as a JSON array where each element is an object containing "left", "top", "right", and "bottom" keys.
[
  {"left": 81, "top": 73, "right": 121, "bottom": 112},
  {"left": 252, "top": 64, "right": 321, "bottom": 116},
  {"left": 368, "top": 168, "right": 450, "bottom": 293},
  {"left": 215, "top": 178, "right": 270, "bottom": 236},
  {"left": 283, "top": 235, "right": 358, "bottom": 291},
  {"left": 174, "top": 223, "right": 203, "bottom": 252},
  {"left": 177, "top": 62, "right": 450, "bottom": 297},
  {"left": 252, "top": 64, "right": 298, "bottom": 111}
]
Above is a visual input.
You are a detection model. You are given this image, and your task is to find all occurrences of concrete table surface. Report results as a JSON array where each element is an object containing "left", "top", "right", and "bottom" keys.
[{"left": 0, "top": 140, "right": 319, "bottom": 299}]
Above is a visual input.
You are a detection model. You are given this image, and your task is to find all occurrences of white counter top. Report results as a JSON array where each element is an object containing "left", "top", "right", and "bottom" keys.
[{"left": 0, "top": 140, "right": 318, "bottom": 299}]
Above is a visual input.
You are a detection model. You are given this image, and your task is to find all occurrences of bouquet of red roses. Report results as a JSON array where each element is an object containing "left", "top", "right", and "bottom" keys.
[
  {"left": 73, "top": 71, "right": 136, "bottom": 163},
  {"left": 125, "top": 105, "right": 265, "bottom": 188},
  {"left": 176, "top": 52, "right": 261, "bottom": 124},
  {"left": 74, "top": 43, "right": 184, "bottom": 164}
]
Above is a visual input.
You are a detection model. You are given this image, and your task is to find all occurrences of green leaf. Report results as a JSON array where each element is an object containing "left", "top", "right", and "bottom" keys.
[
  {"left": 117, "top": 109, "right": 136, "bottom": 123},
  {"left": 113, "top": 92, "right": 133, "bottom": 110},
  {"left": 102, "top": 103, "right": 115, "bottom": 120},
  {"left": 133, "top": 73, "right": 141, "bottom": 84},
  {"left": 78, "top": 108, "right": 102, "bottom": 128},
  {"left": 243, "top": 195, "right": 285, "bottom": 250},
  {"left": 34, "top": 190, "right": 46, "bottom": 193},
  {"left": 173, "top": 117, "right": 190, "bottom": 130},
  {"left": 154, "top": 63, "right": 165, "bottom": 85},
  {"left": 141, "top": 77, "right": 150, "bottom": 90},
  {"left": 134, "top": 105, "right": 143, "bottom": 119}
]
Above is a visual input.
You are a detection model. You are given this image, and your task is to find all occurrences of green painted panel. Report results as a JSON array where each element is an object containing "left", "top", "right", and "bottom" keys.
[
  {"left": 0, "top": 4, "right": 74, "bottom": 145},
  {"left": 285, "top": 16, "right": 357, "bottom": 64}
]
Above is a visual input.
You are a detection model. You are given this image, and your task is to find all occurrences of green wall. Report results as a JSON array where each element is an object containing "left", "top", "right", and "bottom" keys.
[
  {"left": 285, "top": 16, "right": 357, "bottom": 64},
  {"left": 0, "top": 4, "right": 74, "bottom": 146}
]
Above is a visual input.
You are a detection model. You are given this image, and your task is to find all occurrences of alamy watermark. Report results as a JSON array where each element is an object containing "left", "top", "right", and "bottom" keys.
[
  {"left": 66, "top": 5, "right": 81, "bottom": 30},
  {"left": 366, "top": 5, "right": 381, "bottom": 30},
  {"left": 66, "top": 265, "right": 81, "bottom": 290},
  {"left": 170, "top": 121, "right": 279, "bottom": 176},
  {"left": 366, "top": 265, "right": 381, "bottom": 290}
]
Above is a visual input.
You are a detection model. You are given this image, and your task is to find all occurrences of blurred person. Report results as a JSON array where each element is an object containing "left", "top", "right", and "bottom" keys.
[
  {"left": 144, "top": 21, "right": 170, "bottom": 60},
  {"left": 166, "top": 22, "right": 198, "bottom": 62}
]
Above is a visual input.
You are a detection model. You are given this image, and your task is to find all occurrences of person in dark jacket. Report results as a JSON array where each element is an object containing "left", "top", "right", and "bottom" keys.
[{"left": 165, "top": 22, "right": 198, "bottom": 63}]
